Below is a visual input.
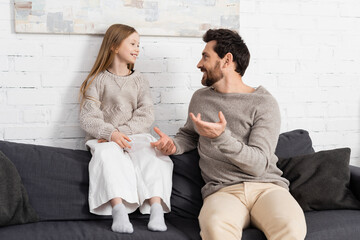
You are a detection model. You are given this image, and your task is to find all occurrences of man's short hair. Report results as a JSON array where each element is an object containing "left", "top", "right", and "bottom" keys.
[{"left": 203, "top": 29, "right": 250, "bottom": 76}]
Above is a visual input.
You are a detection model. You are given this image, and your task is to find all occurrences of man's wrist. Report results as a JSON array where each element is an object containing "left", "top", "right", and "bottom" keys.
[{"left": 210, "top": 129, "right": 230, "bottom": 143}]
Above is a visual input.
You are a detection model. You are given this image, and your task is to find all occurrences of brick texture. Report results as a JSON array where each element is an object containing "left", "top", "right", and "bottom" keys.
[{"left": 1, "top": 0, "right": 359, "bottom": 165}]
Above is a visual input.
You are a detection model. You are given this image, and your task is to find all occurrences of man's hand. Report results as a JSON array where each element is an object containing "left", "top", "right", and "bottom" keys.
[
  {"left": 110, "top": 130, "right": 131, "bottom": 149},
  {"left": 190, "top": 111, "right": 227, "bottom": 139},
  {"left": 150, "top": 127, "right": 176, "bottom": 155}
]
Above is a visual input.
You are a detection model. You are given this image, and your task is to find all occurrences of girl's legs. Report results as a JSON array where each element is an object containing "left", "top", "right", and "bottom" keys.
[
  {"left": 86, "top": 139, "right": 139, "bottom": 234},
  {"left": 110, "top": 197, "right": 133, "bottom": 233},
  {"left": 126, "top": 134, "right": 174, "bottom": 231},
  {"left": 148, "top": 196, "right": 167, "bottom": 231}
]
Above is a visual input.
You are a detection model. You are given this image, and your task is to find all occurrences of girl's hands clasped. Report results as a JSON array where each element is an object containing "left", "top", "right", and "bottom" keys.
[{"left": 99, "top": 130, "right": 132, "bottom": 149}]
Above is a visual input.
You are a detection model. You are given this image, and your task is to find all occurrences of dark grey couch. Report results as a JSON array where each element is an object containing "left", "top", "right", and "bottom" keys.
[{"left": 1, "top": 129, "right": 360, "bottom": 240}]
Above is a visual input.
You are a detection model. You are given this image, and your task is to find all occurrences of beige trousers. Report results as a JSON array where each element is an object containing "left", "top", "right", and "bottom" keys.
[{"left": 199, "top": 182, "right": 306, "bottom": 240}]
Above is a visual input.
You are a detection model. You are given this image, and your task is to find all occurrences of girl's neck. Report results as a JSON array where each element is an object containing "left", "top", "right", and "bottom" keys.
[{"left": 107, "top": 64, "right": 131, "bottom": 76}]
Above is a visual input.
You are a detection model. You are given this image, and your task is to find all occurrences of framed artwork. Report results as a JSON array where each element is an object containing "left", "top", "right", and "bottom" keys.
[{"left": 14, "top": 0, "right": 240, "bottom": 37}]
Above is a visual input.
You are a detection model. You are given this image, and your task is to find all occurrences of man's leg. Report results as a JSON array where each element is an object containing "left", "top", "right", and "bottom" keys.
[
  {"left": 250, "top": 183, "right": 307, "bottom": 240},
  {"left": 198, "top": 184, "right": 250, "bottom": 240}
]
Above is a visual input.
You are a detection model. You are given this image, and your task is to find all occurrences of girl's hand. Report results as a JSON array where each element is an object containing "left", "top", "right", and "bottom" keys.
[
  {"left": 111, "top": 130, "right": 132, "bottom": 149},
  {"left": 98, "top": 138, "right": 108, "bottom": 143}
]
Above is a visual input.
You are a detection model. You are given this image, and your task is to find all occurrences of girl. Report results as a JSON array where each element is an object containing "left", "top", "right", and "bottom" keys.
[{"left": 79, "top": 24, "right": 173, "bottom": 234}]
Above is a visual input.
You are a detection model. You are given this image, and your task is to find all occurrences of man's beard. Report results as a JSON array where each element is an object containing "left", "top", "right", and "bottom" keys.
[{"left": 201, "top": 61, "right": 223, "bottom": 87}]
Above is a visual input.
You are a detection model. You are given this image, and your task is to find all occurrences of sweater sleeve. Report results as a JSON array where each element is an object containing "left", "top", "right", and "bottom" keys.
[
  {"left": 210, "top": 97, "right": 281, "bottom": 177},
  {"left": 172, "top": 94, "right": 200, "bottom": 154},
  {"left": 172, "top": 118, "right": 199, "bottom": 155},
  {"left": 117, "top": 76, "right": 154, "bottom": 135},
  {"left": 79, "top": 78, "right": 117, "bottom": 141}
]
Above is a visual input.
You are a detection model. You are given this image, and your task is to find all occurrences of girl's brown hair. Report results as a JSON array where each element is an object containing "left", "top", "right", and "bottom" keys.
[{"left": 79, "top": 24, "right": 137, "bottom": 107}]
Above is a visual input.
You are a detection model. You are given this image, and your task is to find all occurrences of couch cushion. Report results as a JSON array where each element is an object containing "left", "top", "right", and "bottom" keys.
[
  {"left": 0, "top": 140, "right": 103, "bottom": 221},
  {"left": 0, "top": 217, "right": 190, "bottom": 240},
  {"left": 170, "top": 149, "right": 205, "bottom": 219},
  {"left": 275, "top": 129, "right": 315, "bottom": 158},
  {"left": 166, "top": 214, "right": 201, "bottom": 240},
  {"left": 277, "top": 148, "right": 360, "bottom": 211},
  {"left": 241, "top": 210, "right": 360, "bottom": 240},
  {"left": 305, "top": 210, "right": 360, "bottom": 240},
  {"left": 0, "top": 151, "right": 39, "bottom": 226}
]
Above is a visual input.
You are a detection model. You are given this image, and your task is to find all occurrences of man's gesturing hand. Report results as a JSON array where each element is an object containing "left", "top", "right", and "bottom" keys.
[
  {"left": 150, "top": 127, "right": 176, "bottom": 155},
  {"left": 190, "top": 111, "right": 227, "bottom": 139}
]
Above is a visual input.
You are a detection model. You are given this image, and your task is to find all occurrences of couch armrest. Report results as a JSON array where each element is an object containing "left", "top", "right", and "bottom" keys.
[{"left": 350, "top": 165, "right": 360, "bottom": 200}]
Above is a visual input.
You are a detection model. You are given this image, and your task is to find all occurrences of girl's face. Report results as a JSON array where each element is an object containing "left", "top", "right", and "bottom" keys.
[{"left": 114, "top": 32, "right": 140, "bottom": 64}]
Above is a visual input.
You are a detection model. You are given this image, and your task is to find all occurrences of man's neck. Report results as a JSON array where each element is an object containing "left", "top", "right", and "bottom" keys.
[{"left": 212, "top": 73, "right": 255, "bottom": 94}]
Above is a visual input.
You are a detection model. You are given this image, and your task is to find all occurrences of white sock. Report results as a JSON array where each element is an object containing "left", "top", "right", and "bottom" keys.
[
  {"left": 147, "top": 203, "right": 167, "bottom": 232},
  {"left": 111, "top": 203, "right": 133, "bottom": 233}
]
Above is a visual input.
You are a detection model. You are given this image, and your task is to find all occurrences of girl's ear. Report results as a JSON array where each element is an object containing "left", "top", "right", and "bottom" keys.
[{"left": 111, "top": 46, "right": 119, "bottom": 53}]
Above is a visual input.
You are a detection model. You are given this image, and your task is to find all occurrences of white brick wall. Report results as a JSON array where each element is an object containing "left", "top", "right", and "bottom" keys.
[{"left": 1, "top": 0, "right": 360, "bottom": 165}]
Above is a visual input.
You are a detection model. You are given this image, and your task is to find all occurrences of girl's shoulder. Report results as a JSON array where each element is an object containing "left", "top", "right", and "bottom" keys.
[
  {"left": 90, "top": 71, "right": 108, "bottom": 85},
  {"left": 131, "top": 70, "right": 144, "bottom": 80},
  {"left": 131, "top": 70, "right": 149, "bottom": 85}
]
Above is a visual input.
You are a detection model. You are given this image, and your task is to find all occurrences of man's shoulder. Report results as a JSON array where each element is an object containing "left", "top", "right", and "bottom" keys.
[
  {"left": 254, "top": 86, "right": 277, "bottom": 101},
  {"left": 192, "top": 87, "right": 211, "bottom": 98},
  {"left": 251, "top": 86, "right": 280, "bottom": 113}
]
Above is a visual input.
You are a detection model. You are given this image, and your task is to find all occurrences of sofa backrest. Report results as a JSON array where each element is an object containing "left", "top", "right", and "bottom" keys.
[
  {"left": 0, "top": 129, "right": 315, "bottom": 221},
  {"left": 0, "top": 140, "right": 108, "bottom": 221}
]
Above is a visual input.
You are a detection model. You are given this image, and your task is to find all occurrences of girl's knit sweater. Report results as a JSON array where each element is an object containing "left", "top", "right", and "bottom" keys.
[{"left": 79, "top": 70, "right": 154, "bottom": 142}]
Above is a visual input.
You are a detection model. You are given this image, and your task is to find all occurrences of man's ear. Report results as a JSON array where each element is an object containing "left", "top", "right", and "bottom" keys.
[{"left": 223, "top": 53, "right": 233, "bottom": 68}]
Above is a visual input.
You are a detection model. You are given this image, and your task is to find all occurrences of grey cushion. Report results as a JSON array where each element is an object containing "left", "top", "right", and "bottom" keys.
[
  {"left": 275, "top": 129, "right": 315, "bottom": 158},
  {"left": 0, "top": 140, "right": 103, "bottom": 221},
  {"left": 277, "top": 148, "right": 360, "bottom": 211},
  {"left": 0, "top": 151, "right": 39, "bottom": 226}
]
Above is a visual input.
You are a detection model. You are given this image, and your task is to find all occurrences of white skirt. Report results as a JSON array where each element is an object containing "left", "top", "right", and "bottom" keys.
[{"left": 86, "top": 133, "right": 173, "bottom": 215}]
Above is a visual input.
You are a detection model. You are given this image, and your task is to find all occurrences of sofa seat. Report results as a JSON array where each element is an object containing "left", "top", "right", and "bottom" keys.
[
  {"left": 2, "top": 210, "right": 359, "bottom": 240},
  {"left": 305, "top": 210, "right": 360, "bottom": 239},
  {"left": 0, "top": 217, "right": 190, "bottom": 240},
  {"left": 243, "top": 210, "right": 360, "bottom": 240},
  {"left": 167, "top": 210, "right": 360, "bottom": 240}
]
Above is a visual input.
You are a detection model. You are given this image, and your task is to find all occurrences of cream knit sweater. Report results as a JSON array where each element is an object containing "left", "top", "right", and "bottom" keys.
[
  {"left": 79, "top": 70, "right": 154, "bottom": 142},
  {"left": 172, "top": 86, "right": 289, "bottom": 199}
]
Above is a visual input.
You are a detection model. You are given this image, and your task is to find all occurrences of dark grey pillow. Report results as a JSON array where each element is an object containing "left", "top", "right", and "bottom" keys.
[
  {"left": 0, "top": 151, "right": 39, "bottom": 226},
  {"left": 275, "top": 129, "right": 315, "bottom": 158},
  {"left": 277, "top": 148, "right": 360, "bottom": 212},
  {"left": 0, "top": 140, "right": 107, "bottom": 221}
]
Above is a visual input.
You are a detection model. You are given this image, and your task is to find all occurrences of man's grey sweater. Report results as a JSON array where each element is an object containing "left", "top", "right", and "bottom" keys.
[{"left": 172, "top": 86, "right": 289, "bottom": 199}]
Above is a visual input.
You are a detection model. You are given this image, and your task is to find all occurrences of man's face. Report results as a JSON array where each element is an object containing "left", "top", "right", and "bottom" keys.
[{"left": 197, "top": 40, "right": 223, "bottom": 87}]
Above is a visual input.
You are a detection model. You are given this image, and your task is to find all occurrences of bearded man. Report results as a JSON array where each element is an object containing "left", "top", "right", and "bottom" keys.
[{"left": 151, "top": 29, "right": 307, "bottom": 240}]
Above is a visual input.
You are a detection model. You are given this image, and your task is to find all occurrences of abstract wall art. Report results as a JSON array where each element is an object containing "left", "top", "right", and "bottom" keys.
[{"left": 14, "top": 0, "right": 239, "bottom": 36}]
